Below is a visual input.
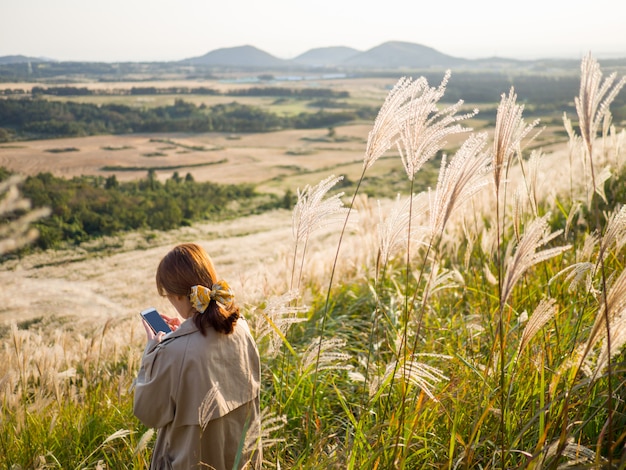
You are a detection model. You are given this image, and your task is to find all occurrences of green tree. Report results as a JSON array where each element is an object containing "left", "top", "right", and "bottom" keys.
[
  {"left": 105, "top": 175, "right": 119, "bottom": 189},
  {"left": 148, "top": 197, "right": 183, "bottom": 230}
]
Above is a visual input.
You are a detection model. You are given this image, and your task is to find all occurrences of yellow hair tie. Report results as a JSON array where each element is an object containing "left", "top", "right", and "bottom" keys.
[{"left": 190, "top": 281, "right": 234, "bottom": 313}]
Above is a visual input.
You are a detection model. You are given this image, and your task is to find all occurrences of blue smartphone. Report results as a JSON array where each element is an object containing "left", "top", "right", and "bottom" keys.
[{"left": 140, "top": 307, "right": 172, "bottom": 334}]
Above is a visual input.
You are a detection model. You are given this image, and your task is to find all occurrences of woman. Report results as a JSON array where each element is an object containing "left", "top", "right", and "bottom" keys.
[{"left": 134, "top": 243, "right": 262, "bottom": 470}]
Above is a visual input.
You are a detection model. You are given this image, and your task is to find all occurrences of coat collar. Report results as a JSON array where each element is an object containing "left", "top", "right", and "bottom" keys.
[{"left": 164, "top": 317, "right": 199, "bottom": 340}]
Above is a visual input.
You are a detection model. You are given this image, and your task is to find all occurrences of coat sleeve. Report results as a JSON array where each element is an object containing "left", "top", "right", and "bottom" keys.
[{"left": 133, "top": 338, "right": 181, "bottom": 429}]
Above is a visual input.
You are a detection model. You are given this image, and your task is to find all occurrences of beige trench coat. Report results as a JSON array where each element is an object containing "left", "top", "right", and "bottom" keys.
[{"left": 134, "top": 317, "right": 261, "bottom": 470}]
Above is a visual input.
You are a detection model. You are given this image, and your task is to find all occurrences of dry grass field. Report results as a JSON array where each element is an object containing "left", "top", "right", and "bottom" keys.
[
  {"left": 0, "top": 209, "right": 299, "bottom": 326},
  {"left": 0, "top": 125, "right": 372, "bottom": 190}
]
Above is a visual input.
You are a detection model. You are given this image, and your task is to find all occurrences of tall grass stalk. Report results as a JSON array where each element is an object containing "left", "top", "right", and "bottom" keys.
[
  {"left": 489, "top": 87, "right": 540, "bottom": 467},
  {"left": 302, "top": 76, "right": 426, "bottom": 439},
  {"left": 570, "top": 53, "right": 626, "bottom": 463},
  {"left": 374, "top": 72, "right": 478, "bottom": 463}
]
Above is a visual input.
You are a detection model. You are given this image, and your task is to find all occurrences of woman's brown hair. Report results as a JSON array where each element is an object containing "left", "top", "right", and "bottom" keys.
[{"left": 156, "top": 243, "right": 239, "bottom": 335}]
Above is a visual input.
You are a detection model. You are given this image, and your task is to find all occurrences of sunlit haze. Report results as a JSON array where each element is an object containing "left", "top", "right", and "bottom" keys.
[{"left": 1, "top": 0, "right": 625, "bottom": 62}]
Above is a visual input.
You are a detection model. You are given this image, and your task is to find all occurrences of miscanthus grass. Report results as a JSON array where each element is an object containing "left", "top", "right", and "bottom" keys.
[{"left": 2, "top": 53, "right": 626, "bottom": 469}]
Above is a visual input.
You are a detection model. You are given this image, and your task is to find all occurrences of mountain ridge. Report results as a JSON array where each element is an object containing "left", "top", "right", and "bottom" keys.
[
  {"left": 182, "top": 41, "right": 471, "bottom": 69},
  {"left": 2, "top": 41, "right": 623, "bottom": 70}
]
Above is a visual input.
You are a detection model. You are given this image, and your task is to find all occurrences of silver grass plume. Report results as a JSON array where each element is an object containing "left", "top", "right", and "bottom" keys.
[
  {"left": 0, "top": 175, "right": 50, "bottom": 255},
  {"left": 254, "top": 291, "right": 308, "bottom": 358},
  {"left": 133, "top": 429, "right": 155, "bottom": 456},
  {"left": 564, "top": 202, "right": 581, "bottom": 240},
  {"left": 575, "top": 52, "right": 626, "bottom": 162},
  {"left": 550, "top": 261, "right": 595, "bottom": 293},
  {"left": 292, "top": 174, "right": 349, "bottom": 242},
  {"left": 396, "top": 71, "right": 478, "bottom": 180},
  {"left": 102, "top": 429, "right": 132, "bottom": 444},
  {"left": 595, "top": 313, "right": 626, "bottom": 374},
  {"left": 420, "top": 262, "right": 464, "bottom": 307},
  {"left": 301, "top": 337, "right": 352, "bottom": 377},
  {"left": 363, "top": 77, "right": 421, "bottom": 170},
  {"left": 373, "top": 355, "right": 449, "bottom": 401},
  {"left": 291, "top": 174, "right": 350, "bottom": 287},
  {"left": 597, "top": 205, "right": 626, "bottom": 265},
  {"left": 539, "top": 438, "right": 602, "bottom": 469},
  {"left": 241, "top": 410, "right": 264, "bottom": 467},
  {"left": 377, "top": 193, "right": 429, "bottom": 269},
  {"left": 549, "top": 206, "right": 626, "bottom": 295},
  {"left": 500, "top": 215, "right": 571, "bottom": 311},
  {"left": 516, "top": 298, "right": 558, "bottom": 359},
  {"left": 199, "top": 383, "right": 221, "bottom": 430},
  {"left": 594, "top": 166, "right": 612, "bottom": 205},
  {"left": 563, "top": 113, "right": 586, "bottom": 203},
  {"left": 257, "top": 408, "right": 287, "bottom": 455},
  {"left": 608, "top": 126, "right": 626, "bottom": 170},
  {"left": 581, "top": 267, "right": 626, "bottom": 374},
  {"left": 492, "top": 88, "right": 539, "bottom": 192},
  {"left": 428, "top": 132, "right": 491, "bottom": 237},
  {"left": 73, "top": 430, "right": 131, "bottom": 468},
  {"left": 483, "top": 262, "right": 498, "bottom": 286}
]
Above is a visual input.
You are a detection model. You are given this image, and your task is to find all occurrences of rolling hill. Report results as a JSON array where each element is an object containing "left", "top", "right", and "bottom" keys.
[
  {"left": 183, "top": 45, "right": 289, "bottom": 67},
  {"left": 344, "top": 41, "right": 466, "bottom": 68},
  {"left": 291, "top": 46, "right": 361, "bottom": 67}
]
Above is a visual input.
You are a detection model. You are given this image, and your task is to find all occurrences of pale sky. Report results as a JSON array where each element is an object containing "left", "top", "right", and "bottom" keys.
[{"left": 1, "top": 0, "right": 625, "bottom": 62}]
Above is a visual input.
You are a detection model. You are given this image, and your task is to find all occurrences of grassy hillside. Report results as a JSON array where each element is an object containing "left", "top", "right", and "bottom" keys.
[{"left": 1, "top": 54, "right": 626, "bottom": 469}]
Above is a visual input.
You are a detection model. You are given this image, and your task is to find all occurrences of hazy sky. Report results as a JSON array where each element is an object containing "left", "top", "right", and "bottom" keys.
[{"left": 1, "top": 0, "right": 625, "bottom": 62}]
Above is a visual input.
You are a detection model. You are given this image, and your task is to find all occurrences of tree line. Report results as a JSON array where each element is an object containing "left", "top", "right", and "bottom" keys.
[
  {"left": 0, "top": 167, "right": 295, "bottom": 252},
  {"left": 0, "top": 98, "right": 376, "bottom": 142}
]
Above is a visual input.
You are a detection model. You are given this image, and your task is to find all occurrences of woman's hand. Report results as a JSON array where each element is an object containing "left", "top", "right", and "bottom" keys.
[
  {"left": 142, "top": 319, "right": 159, "bottom": 341},
  {"left": 141, "top": 319, "right": 168, "bottom": 343},
  {"left": 141, "top": 313, "right": 181, "bottom": 342},
  {"left": 161, "top": 314, "right": 182, "bottom": 331}
]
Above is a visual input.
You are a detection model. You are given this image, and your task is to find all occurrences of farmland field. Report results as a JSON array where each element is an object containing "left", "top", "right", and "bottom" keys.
[{"left": 0, "top": 125, "right": 371, "bottom": 188}]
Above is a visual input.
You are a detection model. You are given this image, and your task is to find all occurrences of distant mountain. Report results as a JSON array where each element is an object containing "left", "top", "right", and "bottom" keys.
[
  {"left": 343, "top": 41, "right": 467, "bottom": 68},
  {"left": 292, "top": 46, "right": 361, "bottom": 67},
  {"left": 0, "top": 55, "right": 49, "bottom": 65},
  {"left": 181, "top": 41, "right": 469, "bottom": 70},
  {"left": 183, "top": 45, "right": 289, "bottom": 68}
]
